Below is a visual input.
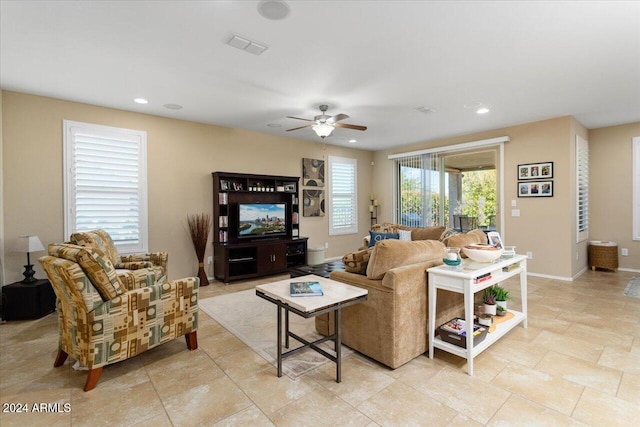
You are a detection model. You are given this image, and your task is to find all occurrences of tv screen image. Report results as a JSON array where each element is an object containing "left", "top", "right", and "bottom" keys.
[{"left": 238, "top": 203, "right": 287, "bottom": 238}]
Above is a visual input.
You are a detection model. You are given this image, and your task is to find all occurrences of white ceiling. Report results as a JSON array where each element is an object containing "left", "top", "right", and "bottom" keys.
[{"left": 1, "top": 1, "right": 639, "bottom": 151}]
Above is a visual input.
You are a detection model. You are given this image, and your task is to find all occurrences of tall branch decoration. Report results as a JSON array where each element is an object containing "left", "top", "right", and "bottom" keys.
[{"left": 187, "top": 213, "right": 212, "bottom": 286}]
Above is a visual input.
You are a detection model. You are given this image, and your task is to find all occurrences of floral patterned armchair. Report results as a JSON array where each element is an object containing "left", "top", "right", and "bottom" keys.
[{"left": 39, "top": 243, "right": 198, "bottom": 391}]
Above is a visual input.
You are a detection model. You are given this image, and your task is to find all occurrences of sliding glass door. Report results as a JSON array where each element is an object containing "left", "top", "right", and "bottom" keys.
[{"left": 394, "top": 147, "right": 499, "bottom": 231}]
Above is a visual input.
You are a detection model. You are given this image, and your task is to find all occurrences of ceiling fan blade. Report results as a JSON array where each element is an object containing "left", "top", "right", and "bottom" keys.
[
  {"left": 335, "top": 123, "right": 367, "bottom": 131},
  {"left": 286, "top": 116, "right": 313, "bottom": 122},
  {"left": 286, "top": 124, "right": 312, "bottom": 132},
  {"left": 330, "top": 113, "right": 349, "bottom": 123}
]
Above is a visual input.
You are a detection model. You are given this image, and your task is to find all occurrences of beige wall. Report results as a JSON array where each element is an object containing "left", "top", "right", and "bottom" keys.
[
  {"left": 589, "top": 122, "right": 640, "bottom": 271},
  {"left": 1, "top": 91, "right": 374, "bottom": 283},
  {"left": 373, "top": 116, "right": 601, "bottom": 279}
]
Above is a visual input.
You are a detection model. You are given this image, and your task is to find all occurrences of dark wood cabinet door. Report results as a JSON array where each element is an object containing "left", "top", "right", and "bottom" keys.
[{"left": 257, "top": 243, "right": 287, "bottom": 274}]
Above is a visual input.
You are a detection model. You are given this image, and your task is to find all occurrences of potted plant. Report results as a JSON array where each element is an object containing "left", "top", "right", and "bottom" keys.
[
  {"left": 496, "top": 305, "right": 507, "bottom": 316},
  {"left": 493, "top": 285, "right": 510, "bottom": 310},
  {"left": 482, "top": 287, "right": 497, "bottom": 315}
]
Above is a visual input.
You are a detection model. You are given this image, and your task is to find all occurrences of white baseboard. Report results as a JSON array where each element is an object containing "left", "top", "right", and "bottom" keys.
[
  {"left": 619, "top": 267, "right": 640, "bottom": 273},
  {"left": 526, "top": 272, "right": 574, "bottom": 282}
]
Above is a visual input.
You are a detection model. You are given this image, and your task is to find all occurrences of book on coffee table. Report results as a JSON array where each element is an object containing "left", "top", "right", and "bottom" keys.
[{"left": 290, "top": 281, "right": 323, "bottom": 297}]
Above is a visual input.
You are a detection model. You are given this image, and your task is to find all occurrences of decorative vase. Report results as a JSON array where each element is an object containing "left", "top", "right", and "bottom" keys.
[
  {"left": 484, "top": 303, "right": 497, "bottom": 316},
  {"left": 496, "top": 300, "right": 507, "bottom": 310},
  {"left": 443, "top": 247, "right": 462, "bottom": 270},
  {"left": 188, "top": 213, "right": 212, "bottom": 287}
]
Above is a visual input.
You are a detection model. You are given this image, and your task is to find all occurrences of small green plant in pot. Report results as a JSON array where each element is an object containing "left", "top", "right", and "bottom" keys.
[
  {"left": 496, "top": 305, "right": 507, "bottom": 316},
  {"left": 482, "top": 287, "right": 497, "bottom": 316},
  {"left": 493, "top": 285, "right": 510, "bottom": 310}
]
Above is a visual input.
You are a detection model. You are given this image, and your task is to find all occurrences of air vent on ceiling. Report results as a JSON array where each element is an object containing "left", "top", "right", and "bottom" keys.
[
  {"left": 415, "top": 106, "right": 437, "bottom": 114},
  {"left": 227, "top": 33, "right": 269, "bottom": 56}
]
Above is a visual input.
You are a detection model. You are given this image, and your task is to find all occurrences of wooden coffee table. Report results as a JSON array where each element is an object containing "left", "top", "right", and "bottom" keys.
[{"left": 255, "top": 274, "right": 367, "bottom": 382}]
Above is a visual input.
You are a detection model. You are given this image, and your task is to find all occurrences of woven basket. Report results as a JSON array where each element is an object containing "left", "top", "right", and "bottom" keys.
[{"left": 589, "top": 241, "right": 618, "bottom": 271}]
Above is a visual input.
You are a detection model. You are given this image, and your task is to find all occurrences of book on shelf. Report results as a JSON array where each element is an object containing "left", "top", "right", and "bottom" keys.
[
  {"left": 218, "top": 230, "right": 228, "bottom": 243},
  {"left": 474, "top": 273, "right": 492, "bottom": 284},
  {"left": 292, "top": 212, "right": 299, "bottom": 224},
  {"left": 440, "top": 318, "right": 484, "bottom": 337},
  {"left": 502, "top": 263, "right": 519, "bottom": 272},
  {"left": 218, "top": 192, "right": 228, "bottom": 204},
  {"left": 292, "top": 228, "right": 299, "bottom": 237},
  {"left": 219, "top": 216, "right": 228, "bottom": 227},
  {"left": 290, "top": 281, "right": 323, "bottom": 297}
]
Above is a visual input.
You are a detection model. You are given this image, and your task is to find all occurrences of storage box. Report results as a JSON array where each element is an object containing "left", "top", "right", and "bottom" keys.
[{"left": 438, "top": 318, "right": 487, "bottom": 349}]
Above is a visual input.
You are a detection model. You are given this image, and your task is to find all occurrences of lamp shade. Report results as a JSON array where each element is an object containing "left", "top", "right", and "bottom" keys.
[
  {"left": 312, "top": 123, "right": 334, "bottom": 138},
  {"left": 14, "top": 235, "right": 45, "bottom": 253}
]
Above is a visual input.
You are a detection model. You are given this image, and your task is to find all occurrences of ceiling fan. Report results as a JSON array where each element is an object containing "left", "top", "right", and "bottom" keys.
[{"left": 286, "top": 105, "right": 367, "bottom": 138}]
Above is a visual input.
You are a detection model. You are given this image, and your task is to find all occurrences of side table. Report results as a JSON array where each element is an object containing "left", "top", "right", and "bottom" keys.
[
  {"left": 2, "top": 279, "right": 56, "bottom": 321},
  {"left": 427, "top": 254, "right": 527, "bottom": 375}
]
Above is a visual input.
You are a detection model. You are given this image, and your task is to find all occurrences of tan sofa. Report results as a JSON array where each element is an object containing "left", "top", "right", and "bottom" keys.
[{"left": 316, "top": 239, "right": 465, "bottom": 369}]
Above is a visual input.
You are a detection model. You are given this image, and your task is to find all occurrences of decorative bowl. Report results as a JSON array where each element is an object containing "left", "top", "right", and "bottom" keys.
[{"left": 463, "top": 244, "right": 503, "bottom": 262}]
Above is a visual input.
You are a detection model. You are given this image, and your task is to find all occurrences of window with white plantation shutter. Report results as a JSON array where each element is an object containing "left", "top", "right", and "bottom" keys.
[
  {"left": 328, "top": 156, "right": 357, "bottom": 235},
  {"left": 63, "top": 120, "right": 148, "bottom": 253},
  {"left": 576, "top": 135, "right": 589, "bottom": 242}
]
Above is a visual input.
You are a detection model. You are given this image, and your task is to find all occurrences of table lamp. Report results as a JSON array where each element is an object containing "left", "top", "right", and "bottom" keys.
[{"left": 14, "top": 235, "right": 45, "bottom": 283}]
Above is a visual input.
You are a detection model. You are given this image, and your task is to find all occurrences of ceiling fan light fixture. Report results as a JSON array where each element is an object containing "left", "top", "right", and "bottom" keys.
[{"left": 312, "top": 123, "right": 334, "bottom": 138}]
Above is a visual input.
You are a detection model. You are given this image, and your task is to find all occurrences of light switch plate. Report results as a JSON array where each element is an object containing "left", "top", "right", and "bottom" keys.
[
  {"left": 512, "top": 209, "right": 520, "bottom": 217},
  {"left": 511, "top": 199, "right": 517, "bottom": 207}
]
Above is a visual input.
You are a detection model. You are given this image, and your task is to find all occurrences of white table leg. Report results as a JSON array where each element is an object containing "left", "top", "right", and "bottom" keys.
[
  {"left": 521, "top": 260, "right": 528, "bottom": 328},
  {"left": 428, "top": 282, "right": 436, "bottom": 359},
  {"left": 464, "top": 281, "right": 474, "bottom": 376}
]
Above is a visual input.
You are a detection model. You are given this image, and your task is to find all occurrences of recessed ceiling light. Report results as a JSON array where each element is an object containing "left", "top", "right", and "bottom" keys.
[
  {"left": 164, "top": 103, "right": 182, "bottom": 110},
  {"left": 257, "top": 0, "right": 291, "bottom": 20},
  {"left": 476, "top": 107, "right": 490, "bottom": 114},
  {"left": 349, "top": 139, "right": 357, "bottom": 143},
  {"left": 267, "top": 123, "right": 281, "bottom": 128},
  {"left": 134, "top": 98, "right": 148, "bottom": 104},
  {"left": 464, "top": 101, "right": 482, "bottom": 109}
]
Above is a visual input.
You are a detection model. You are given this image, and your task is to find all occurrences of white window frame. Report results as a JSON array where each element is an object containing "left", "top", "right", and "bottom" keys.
[
  {"left": 63, "top": 120, "right": 148, "bottom": 253},
  {"left": 633, "top": 136, "right": 640, "bottom": 241},
  {"left": 576, "top": 135, "right": 589, "bottom": 243},
  {"left": 328, "top": 156, "right": 358, "bottom": 235}
]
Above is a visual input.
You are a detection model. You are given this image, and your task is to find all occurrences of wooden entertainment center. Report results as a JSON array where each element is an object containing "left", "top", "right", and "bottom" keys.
[{"left": 212, "top": 172, "right": 308, "bottom": 282}]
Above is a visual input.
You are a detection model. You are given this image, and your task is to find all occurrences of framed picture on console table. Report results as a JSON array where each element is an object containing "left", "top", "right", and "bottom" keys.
[
  {"left": 518, "top": 162, "right": 553, "bottom": 180},
  {"left": 518, "top": 180, "right": 553, "bottom": 197}
]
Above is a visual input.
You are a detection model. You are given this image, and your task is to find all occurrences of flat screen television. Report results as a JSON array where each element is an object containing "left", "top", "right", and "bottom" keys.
[{"left": 238, "top": 203, "right": 287, "bottom": 239}]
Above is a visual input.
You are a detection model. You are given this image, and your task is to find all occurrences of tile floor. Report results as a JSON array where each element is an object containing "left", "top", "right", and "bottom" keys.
[{"left": 1, "top": 269, "right": 639, "bottom": 426}]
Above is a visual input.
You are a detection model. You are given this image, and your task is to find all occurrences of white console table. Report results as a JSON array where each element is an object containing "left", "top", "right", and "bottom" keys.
[{"left": 427, "top": 254, "right": 527, "bottom": 375}]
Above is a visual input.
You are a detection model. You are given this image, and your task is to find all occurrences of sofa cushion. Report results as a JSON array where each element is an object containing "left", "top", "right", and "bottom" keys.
[
  {"left": 410, "top": 226, "right": 446, "bottom": 241},
  {"left": 442, "top": 229, "right": 488, "bottom": 257},
  {"left": 368, "top": 231, "right": 400, "bottom": 247},
  {"left": 342, "top": 248, "right": 373, "bottom": 275},
  {"left": 439, "top": 227, "right": 460, "bottom": 242},
  {"left": 366, "top": 239, "right": 446, "bottom": 280},
  {"left": 48, "top": 243, "right": 125, "bottom": 301}
]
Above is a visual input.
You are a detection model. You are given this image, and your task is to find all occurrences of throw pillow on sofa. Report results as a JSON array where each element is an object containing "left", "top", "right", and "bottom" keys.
[
  {"left": 368, "top": 231, "right": 399, "bottom": 247},
  {"left": 442, "top": 229, "right": 487, "bottom": 257},
  {"left": 342, "top": 248, "right": 373, "bottom": 275},
  {"left": 398, "top": 229, "right": 412, "bottom": 241},
  {"left": 366, "top": 239, "right": 446, "bottom": 280}
]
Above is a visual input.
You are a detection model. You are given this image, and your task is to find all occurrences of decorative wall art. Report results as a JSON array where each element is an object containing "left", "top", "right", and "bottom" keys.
[
  {"left": 518, "top": 181, "right": 553, "bottom": 198},
  {"left": 303, "top": 189, "right": 325, "bottom": 217},
  {"left": 518, "top": 162, "right": 553, "bottom": 180},
  {"left": 302, "top": 158, "right": 325, "bottom": 187}
]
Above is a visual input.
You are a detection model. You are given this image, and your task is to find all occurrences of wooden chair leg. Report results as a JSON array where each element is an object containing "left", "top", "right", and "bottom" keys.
[
  {"left": 83, "top": 367, "right": 103, "bottom": 392},
  {"left": 53, "top": 349, "right": 68, "bottom": 367},
  {"left": 185, "top": 331, "right": 198, "bottom": 350}
]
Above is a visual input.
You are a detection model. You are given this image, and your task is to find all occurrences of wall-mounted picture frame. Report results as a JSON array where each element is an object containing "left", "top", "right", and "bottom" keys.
[
  {"left": 302, "top": 158, "right": 325, "bottom": 187},
  {"left": 518, "top": 162, "right": 553, "bottom": 180},
  {"left": 518, "top": 180, "right": 553, "bottom": 197}
]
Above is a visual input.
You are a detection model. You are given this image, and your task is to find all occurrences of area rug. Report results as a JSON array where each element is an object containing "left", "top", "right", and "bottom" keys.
[
  {"left": 198, "top": 289, "right": 351, "bottom": 379},
  {"left": 624, "top": 277, "right": 640, "bottom": 298}
]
